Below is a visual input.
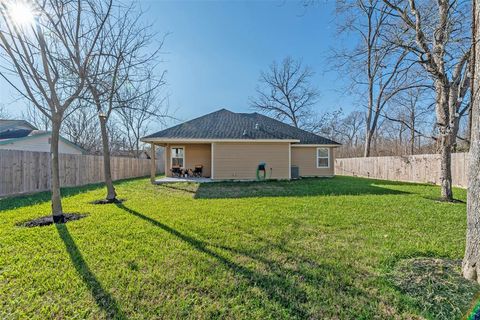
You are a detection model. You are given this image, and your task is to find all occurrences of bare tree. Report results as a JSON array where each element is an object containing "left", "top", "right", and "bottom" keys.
[
  {"left": 305, "top": 109, "right": 366, "bottom": 157},
  {"left": 63, "top": 107, "right": 102, "bottom": 154},
  {"left": 382, "top": 0, "right": 471, "bottom": 201},
  {"left": 0, "top": 0, "right": 111, "bottom": 221},
  {"left": 384, "top": 87, "right": 434, "bottom": 154},
  {"left": 250, "top": 56, "right": 319, "bottom": 128},
  {"left": 22, "top": 104, "right": 50, "bottom": 131},
  {"left": 0, "top": 104, "right": 10, "bottom": 119},
  {"left": 463, "top": 0, "right": 480, "bottom": 284},
  {"left": 116, "top": 81, "right": 169, "bottom": 158},
  {"left": 304, "top": 109, "right": 343, "bottom": 139},
  {"left": 335, "top": 0, "right": 429, "bottom": 157},
  {"left": 85, "top": 5, "right": 165, "bottom": 202}
]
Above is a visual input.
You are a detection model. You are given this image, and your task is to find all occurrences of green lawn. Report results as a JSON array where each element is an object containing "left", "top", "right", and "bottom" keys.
[{"left": 1, "top": 176, "right": 479, "bottom": 319}]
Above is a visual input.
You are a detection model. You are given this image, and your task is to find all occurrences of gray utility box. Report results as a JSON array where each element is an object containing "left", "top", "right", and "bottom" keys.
[{"left": 291, "top": 166, "right": 300, "bottom": 179}]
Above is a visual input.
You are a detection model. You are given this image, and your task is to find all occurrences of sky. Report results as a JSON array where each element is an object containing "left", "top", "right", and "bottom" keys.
[{"left": 0, "top": 0, "right": 355, "bottom": 129}]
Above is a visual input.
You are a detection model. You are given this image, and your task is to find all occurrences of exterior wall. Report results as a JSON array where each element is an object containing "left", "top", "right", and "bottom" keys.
[
  {"left": 164, "top": 144, "right": 211, "bottom": 177},
  {"left": 291, "top": 146, "right": 335, "bottom": 177},
  {"left": 212, "top": 142, "right": 290, "bottom": 180},
  {"left": 0, "top": 135, "right": 83, "bottom": 154}
]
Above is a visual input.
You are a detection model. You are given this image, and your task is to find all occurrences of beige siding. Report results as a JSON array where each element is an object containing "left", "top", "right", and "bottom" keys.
[
  {"left": 0, "top": 135, "right": 83, "bottom": 154},
  {"left": 291, "top": 146, "right": 335, "bottom": 177},
  {"left": 164, "top": 144, "right": 211, "bottom": 177},
  {"left": 213, "top": 142, "right": 290, "bottom": 180}
]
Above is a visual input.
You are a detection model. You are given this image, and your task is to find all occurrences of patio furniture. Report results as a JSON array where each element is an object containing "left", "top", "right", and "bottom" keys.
[
  {"left": 193, "top": 165, "right": 203, "bottom": 178},
  {"left": 171, "top": 166, "right": 182, "bottom": 177}
]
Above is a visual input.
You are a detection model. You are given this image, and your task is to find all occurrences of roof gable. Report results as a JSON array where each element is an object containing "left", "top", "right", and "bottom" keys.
[{"left": 143, "top": 109, "right": 340, "bottom": 145}]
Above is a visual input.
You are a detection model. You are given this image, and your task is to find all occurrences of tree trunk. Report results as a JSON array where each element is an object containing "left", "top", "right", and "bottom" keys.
[
  {"left": 99, "top": 115, "right": 117, "bottom": 201},
  {"left": 410, "top": 109, "right": 415, "bottom": 155},
  {"left": 463, "top": 0, "right": 480, "bottom": 282},
  {"left": 364, "top": 130, "right": 373, "bottom": 157},
  {"left": 463, "top": 98, "right": 480, "bottom": 282},
  {"left": 51, "top": 117, "right": 64, "bottom": 223},
  {"left": 439, "top": 134, "right": 453, "bottom": 201},
  {"left": 467, "top": 105, "right": 473, "bottom": 150},
  {"left": 436, "top": 81, "right": 454, "bottom": 201}
]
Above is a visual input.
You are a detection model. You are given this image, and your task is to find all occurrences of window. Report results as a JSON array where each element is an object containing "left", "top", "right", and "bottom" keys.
[
  {"left": 171, "top": 147, "right": 184, "bottom": 167},
  {"left": 317, "top": 148, "right": 329, "bottom": 168}
]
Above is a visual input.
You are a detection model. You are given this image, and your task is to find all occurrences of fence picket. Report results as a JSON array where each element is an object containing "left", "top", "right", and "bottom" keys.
[
  {"left": 334, "top": 153, "right": 467, "bottom": 188},
  {"left": 0, "top": 150, "right": 164, "bottom": 197}
]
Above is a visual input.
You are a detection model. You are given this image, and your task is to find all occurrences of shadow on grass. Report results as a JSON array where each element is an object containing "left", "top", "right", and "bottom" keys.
[
  {"left": 55, "top": 224, "right": 126, "bottom": 319},
  {"left": 0, "top": 177, "right": 145, "bottom": 212},
  {"left": 192, "top": 176, "right": 411, "bottom": 199},
  {"left": 116, "top": 203, "right": 373, "bottom": 318}
]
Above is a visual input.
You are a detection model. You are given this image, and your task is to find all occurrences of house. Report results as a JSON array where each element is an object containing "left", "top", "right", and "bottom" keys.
[
  {"left": 0, "top": 119, "right": 85, "bottom": 154},
  {"left": 141, "top": 109, "right": 340, "bottom": 181}
]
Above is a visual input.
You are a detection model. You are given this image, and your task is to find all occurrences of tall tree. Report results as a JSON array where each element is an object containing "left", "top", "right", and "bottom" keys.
[
  {"left": 250, "top": 56, "right": 319, "bottom": 128},
  {"left": 335, "top": 0, "right": 425, "bottom": 157},
  {"left": 0, "top": 0, "right": 111, "bottom": 221},
  {"left": 463, "top": 0, "right": 480, "bottom": 283},
  {"left": 116, "top": 80, "right": 169, "bottom": 158},
  {"left": 383, "top": 87, "right": 434, "bottom": 154},
  {"left": 85, "top": 5, "right": 165, "bottom": 202},
  {"left": 382, "top": 0, "right": 471, "bottom": 201}
]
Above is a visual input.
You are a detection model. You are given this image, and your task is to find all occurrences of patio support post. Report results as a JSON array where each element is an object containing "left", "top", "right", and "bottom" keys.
[{"left": 150, "top": 143, "right": 156, "bottom": 183}]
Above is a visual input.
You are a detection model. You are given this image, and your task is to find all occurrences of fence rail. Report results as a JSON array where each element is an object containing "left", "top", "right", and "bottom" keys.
[
  {"left": 0, "top": 149, "right": 163, "bottom": 197},
  {"left": 334, "top": 153, "right": 468, "bottom": 188}
]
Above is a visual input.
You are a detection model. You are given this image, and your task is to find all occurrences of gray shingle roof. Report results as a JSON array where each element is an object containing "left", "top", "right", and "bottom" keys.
[
  {"left": 0, "top": 119, "right": 37, "bottom": 131},
  {"left": 143, "top": 109, "right": 340, "bottom": 145},
  {"left": 0, "top": 129, "right": 32, "bottom": 139}
]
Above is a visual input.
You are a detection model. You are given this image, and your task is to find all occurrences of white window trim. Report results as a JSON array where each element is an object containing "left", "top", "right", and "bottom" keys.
[
  {"left": 316, "top": 147, "right": 330, "bottom": 168},
  {"left": 171, "top": 146, "right": 185, "bottom": 168}
]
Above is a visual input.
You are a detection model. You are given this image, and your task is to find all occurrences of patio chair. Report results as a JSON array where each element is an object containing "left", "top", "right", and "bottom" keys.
[
  {"left": 171, "top": 166, "right": 182, "bottom": 177},
  {"left": 193, "top": 165, "right": 203, "bottom": 178}
]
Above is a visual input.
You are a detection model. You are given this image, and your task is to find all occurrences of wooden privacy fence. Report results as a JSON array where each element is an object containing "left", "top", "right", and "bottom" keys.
[
  {"left": 0, "top": 149, "right": 163, "bottom": 197},
  {"left": 335, "top": 153, "right": 468, "bottom": 188}
]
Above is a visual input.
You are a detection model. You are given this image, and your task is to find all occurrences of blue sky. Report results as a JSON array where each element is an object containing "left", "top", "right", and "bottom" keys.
[{"left": 1, "top": 0, "right": 355, "bottom": 128}]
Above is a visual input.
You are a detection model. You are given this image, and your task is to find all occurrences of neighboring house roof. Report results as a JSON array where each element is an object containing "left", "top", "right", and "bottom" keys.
[
  {"left": 0, "top": 131, "right": 86, "bottom": 154},
  {"left": 0, "top": 119, "right": 38, "bottom": 132},
  {"left": 143, "top": 109, "right": 340, "bottom": 145},
  {"left": 0, "top": 119, "right": 86, "bottom": 154},
  {"left": 0, "top": 128, "right": 32, "bottom": 139}
]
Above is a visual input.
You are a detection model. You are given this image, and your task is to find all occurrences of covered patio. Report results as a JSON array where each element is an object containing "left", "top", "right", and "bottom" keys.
[
  {"left": 147, "top": 142, "right": 212, "bottom": 183},
  {"left": 154, "top": 176, "right": 213, "bottom": 184}
]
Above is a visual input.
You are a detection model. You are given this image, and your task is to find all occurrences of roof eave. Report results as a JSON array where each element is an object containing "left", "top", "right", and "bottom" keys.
[
  {"left": 141, "top": 138, "right": 301, "bottom": 143},
  {"left": 291, "top": 143, "right": 342, "bottom": 147}
]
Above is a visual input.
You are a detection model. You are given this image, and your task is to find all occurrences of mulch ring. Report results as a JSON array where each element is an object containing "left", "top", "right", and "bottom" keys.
[
  {"left": 90, "top": 198, "right": 126, "bottom": 205},
  {"left": 17, "top": 213, "right": 87, "bottom": 228},
  {"left": 389, "top": 257, "right": 480, "bottom": 319}
]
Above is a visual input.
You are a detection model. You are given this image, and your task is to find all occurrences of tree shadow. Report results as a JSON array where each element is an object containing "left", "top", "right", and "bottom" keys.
[
  {"left": 116, "top": 203, "right": 374, "bottom": 318},
  {"left": 159, "top": 184, "right": 198, "bottom": 194},
  {"left": 192, "top": 176, "right": 411, "bottom": 199},
  {"left": 55, "top": 223, "right": 126, "bottom": 319},
  {"left": 0, "top": 177, "right": 143, "bottom": 212}
]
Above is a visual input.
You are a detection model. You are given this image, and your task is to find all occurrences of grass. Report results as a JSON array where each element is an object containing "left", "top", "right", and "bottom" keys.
[{"left": 0, "top": 176, "right": 478, "bottom": 319}]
